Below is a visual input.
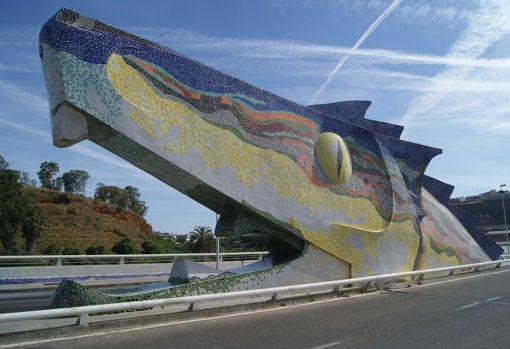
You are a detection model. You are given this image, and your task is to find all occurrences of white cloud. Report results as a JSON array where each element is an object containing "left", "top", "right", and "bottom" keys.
[
  {"left": 69, "top": 143, "right": 142, "bottom": 173},
  {"left": 0, "top": 80, "right": 48, "bottom": 114},
  {"left": 395, "top": 1, "right": 475, "bottom": 26},
  {"left": 399, "top": 0, "right": 510, "bottom": 135},
  {"left": 308, "top": 0, "right": 403, "bottom": 104},
  {"left": 130, "top": 27, "right": 510, "bottom": 72},
  {"left": 129, "top": 11, "right": 510, "bottom": 146},
  {"left": 485, "top": 121, "right": 510, "bottom": 135},
  {"left": 0, "top": 117, "right": 51, "bottom": 141},
  {"left": 416, "top": 4, "right": 432, "bottom": 18},
  {"left": 0, "top": 25, "right": 37, "bottom": 48}
]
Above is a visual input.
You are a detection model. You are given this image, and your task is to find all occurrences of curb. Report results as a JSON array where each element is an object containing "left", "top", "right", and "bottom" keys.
[{"left": 0, "top": 288, "right": 358, "bottom": 347}]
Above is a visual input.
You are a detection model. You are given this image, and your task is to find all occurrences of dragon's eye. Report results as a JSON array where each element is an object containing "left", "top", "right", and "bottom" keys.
[{"left": 315, "top": 132, "right": 352, "bottom": 184}]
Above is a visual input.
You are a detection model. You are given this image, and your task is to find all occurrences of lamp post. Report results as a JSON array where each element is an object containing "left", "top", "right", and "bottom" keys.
[
  {"left": 215, "top": 213, "right": 221, "bottom": 270},
  {"left": 499, "top": 184, "right": 509, "bottom": 253}
]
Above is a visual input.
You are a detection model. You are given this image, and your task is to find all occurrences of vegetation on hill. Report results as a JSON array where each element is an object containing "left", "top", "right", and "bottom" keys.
[
  {"left": 3, "top": 152, "right": 509, "bottom": 255},
  {"left": 0, "top": 154, "right": 262, "bottom": 255},
  {"left": 450, "top": 190, "right": 510, "bottom": 233},
  {"left": 23, "top": 186, "right": 154, "bottom": 254},
  {"left": 0, "top": 154, "right": 157, "bottom": 255}
]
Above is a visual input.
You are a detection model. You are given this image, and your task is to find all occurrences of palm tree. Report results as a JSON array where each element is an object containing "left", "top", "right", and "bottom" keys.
[
  {"left": 185, "top": 225, "right": 216, "bottom": 253},
  {"left": 22, "top": 205, "right": 47, "bottom": 253}
]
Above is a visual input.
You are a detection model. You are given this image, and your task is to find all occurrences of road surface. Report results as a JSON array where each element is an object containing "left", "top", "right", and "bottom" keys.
[
  {"left": 0, "top": 296, "right": 51, "bottom": 314},
  {"left": 16, "top": 268, "right": 510, "bottom": 349}
]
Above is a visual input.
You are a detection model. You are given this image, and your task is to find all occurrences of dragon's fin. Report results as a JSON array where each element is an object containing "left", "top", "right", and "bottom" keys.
[
  {"left": 308, "top": 101, "right": 404, "bottom": 138},
  {"left": 422, "top": 175, "right": 503, "bottom": 260},
  {"left": 378, "top": 135, "right": 442, "bottom": 198}
]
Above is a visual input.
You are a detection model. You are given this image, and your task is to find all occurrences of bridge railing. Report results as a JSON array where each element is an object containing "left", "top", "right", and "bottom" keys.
[
  {"left": 0, "top": 258, "right": 508, "bottom": 326},
  {"left": 0, "top": 252, "right": 270, "bottom": 285},
  {"left": 0, "top": 252, "right": 269, "bottom": 267}
]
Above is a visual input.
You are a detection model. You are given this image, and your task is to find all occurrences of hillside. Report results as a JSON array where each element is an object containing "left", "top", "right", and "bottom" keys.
[
  {"left": 450, "top": 190, "right": 510, "bottom": 233},
  {"left": 3, "top": 186, "right": 507, "bottom": 255},
  {"left": 8, "top": 186, "right": 155, "bottom": 255}
]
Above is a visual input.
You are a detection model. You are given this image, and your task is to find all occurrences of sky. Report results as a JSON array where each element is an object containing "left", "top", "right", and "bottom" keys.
[{"left": 1, "top": 0, "right": 509, "bottom": 235}]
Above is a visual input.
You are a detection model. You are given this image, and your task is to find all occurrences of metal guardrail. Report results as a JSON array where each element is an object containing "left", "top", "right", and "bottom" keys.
[
  {"left": 0, "top": 252, "right": 270, "bottom": 286},
  {"left": 0, "top": 259, "right": 508, "bottom": 326},
  {"left": 0, "top": 252, "right": 269, "bottom": 267}
]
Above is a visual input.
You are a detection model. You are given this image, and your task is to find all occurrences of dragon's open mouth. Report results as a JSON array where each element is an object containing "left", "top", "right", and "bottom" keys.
[{"left": 215, "top": 210, "right": 307, "bottom": 266}]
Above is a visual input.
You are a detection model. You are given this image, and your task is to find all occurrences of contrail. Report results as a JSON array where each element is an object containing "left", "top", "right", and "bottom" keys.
[{"left": 308, "top": 0, "right": 402, "bottom": 104}]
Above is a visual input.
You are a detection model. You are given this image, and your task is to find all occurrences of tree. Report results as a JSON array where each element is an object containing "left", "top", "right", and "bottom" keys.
[
  {"left": 141, "top": 240, "right": 161, "bottom": 254},
  {"left": 37, "top": 161, "right": 60, "bottom": 190},
  {"left": 111, "top": 237, "right": 140, "bottom": 254},
  {"left": 153, "top": 234, "right": 177, "bottom": 253},
  {"left": 22, "top": 205, "right": 47, "bottom": 253},
  {"left": 86, "top": 245, "right": 108, "bottom": 255},
  {"left": 54, "top": 176, "right": 63, "bottom": 191},
  {"left": 184, "top": 226, "right": 216, "bottom": 253},
  {"left": 0, "top": 169, "right": 31, "bottom": 251},
  {"left": 19, "top": 172, "right": 37, "bottom": 186},
  {"left": 62, "top": 170, "right": 90, "bottom": 194},
  {"left": 94, "top": 183, "right": 148, "bottom": 217},
  {"left": 43, "top": 244, "right": 62, "bottom": 255},
  {"left": 63, "top": 246, "right": 81, "bottom": 255},
  {"left": 0, "top": 155, "right": 8, "bottom": 170},
  {"left": 94, "top": 183, "right": 123, "bottom": 205},
  {"left": 123, "top": 186, "right": 148, "bottom": 217}
]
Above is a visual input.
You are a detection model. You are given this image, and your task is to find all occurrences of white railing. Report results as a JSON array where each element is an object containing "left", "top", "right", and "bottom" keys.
[
  {"left": 0, "top": 259, "right": 508, "bottom": 326},
  {"left": 0, "top": 252, "right": 269, "bottom": 267}
]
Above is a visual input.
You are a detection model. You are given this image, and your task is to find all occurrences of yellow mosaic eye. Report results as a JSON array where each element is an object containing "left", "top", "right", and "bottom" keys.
[{"left": 315, "top": 132, "right": 352, "bottom": 184}]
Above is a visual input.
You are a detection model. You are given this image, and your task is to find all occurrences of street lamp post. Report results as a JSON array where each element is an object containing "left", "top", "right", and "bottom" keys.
[
  {"left": 499, "top": 184, "right": 509, "bottom": 253},
  {"left": 215, "top": 213, "right": 221, "bottom": 270}
]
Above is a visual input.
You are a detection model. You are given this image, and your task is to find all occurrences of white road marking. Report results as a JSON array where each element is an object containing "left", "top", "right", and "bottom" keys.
[
  {"left": 456, "top": 296, "right": 501, "bottom": 311},
  {"left": 310, "top": 340, "right": 345, "bottom": 349}
]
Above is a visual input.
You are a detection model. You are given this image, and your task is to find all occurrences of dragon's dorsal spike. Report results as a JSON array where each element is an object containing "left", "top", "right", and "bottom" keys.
[
  {"left": 308, "top": 101, "right": 404, "bottom": 138},
  {"left": 308, "top": 101, "right": 372, "bottom": 120},
  {"left": 422, "top": 175, "right": 503, "bottom": 260},
  {"left": 378, "top": 136, "right": 442, "bottom": 193},
  {"left": 448, "top": 205, "right": 504, "bottom": 260},
  {"left": 422, "top": 175, "right": 454, "bottom": 206}
]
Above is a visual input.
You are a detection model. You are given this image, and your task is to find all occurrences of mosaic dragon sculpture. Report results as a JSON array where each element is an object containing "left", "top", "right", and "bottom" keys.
[{"left": 39, "top": 9, "right": 502, "bottom": 307}]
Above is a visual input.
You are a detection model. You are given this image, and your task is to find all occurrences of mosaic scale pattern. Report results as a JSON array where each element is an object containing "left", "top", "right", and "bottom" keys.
[{"left": 39, "top": 9, "right": 502, "bottom": 307}]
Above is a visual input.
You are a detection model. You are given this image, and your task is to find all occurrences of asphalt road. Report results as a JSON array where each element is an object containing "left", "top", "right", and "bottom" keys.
[
  {"left": 0, "top": 297, "right": 52, "bottom": 314},
  {"left": 17, "top": 268, "right": 510, "bottom": 349}
]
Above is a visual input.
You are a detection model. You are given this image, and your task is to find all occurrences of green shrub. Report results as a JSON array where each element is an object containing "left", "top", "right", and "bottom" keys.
[
  {"left": 155, "top": 238, "right": 177, "bottom": 253},
  {"left": 141, "top": 240, "right": 161, "bottom": 254},
  {"left": 43, "top": 244, "right": 62, "bottom": 255},
  {"left": 62, "top": 246, "right": 81, "bottom": 255},
  {"left": 86, "top": 245, "right": 108, "bottom": 255},
  {"left": 111, "top": 237, "right": 140, "bottom": 254}
]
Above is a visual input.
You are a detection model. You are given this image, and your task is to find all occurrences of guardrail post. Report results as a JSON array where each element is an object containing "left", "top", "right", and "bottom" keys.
[
  {"left": 188, "top": 302, "right": 196, "bottom": 311},
  {"left": 334, "top": 285, "right": 344, "bottom": 295},
  {"left": 411, "top": 273, "right": 425, "bottom": 282},
  {"left": 56, "top": 257, "right": 62, "bottom": 266},
  {"left": 362, "top": 281, "right": 377, "bottom": 293},
  {"left": 119, "top": 257, "right": 124, "bottom": 265},
  {"left": 271, "top": 292, "right": 279, "bottom": 301},
  {"left": 78, "top": 313, "right": 90, "bottom": 325}
]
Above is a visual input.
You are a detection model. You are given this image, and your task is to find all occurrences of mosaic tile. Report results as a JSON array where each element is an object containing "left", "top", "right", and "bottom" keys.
[{"left": 39, "top": 8, "right": 502, "bottom": 307}]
